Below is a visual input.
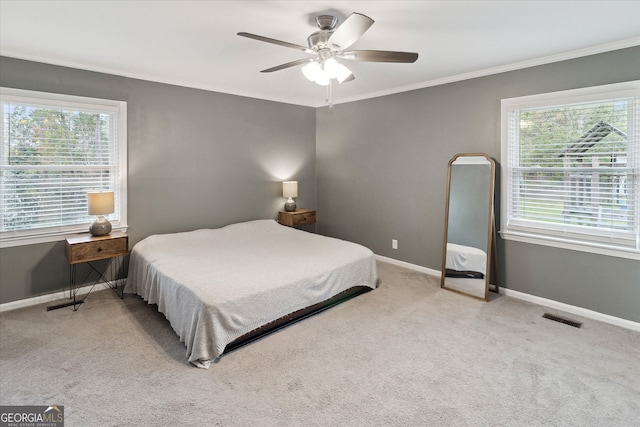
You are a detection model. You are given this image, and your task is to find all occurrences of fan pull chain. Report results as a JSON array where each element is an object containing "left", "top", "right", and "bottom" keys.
[{"left": 326, "top": 82, "right": 334, "bottom": 108}]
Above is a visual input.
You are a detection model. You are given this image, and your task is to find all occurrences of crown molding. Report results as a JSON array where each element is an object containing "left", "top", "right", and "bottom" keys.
[{"left": 3, "top": 37, "right": 639, "bottom": 108}]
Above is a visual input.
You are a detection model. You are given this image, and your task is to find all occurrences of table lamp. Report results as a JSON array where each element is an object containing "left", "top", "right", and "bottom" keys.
[
  {"left": 282, "top": 181, "right": 298, "bottom": 212},
  {"left": 88, "top": 191, "right": 114, "bottom": 236}
]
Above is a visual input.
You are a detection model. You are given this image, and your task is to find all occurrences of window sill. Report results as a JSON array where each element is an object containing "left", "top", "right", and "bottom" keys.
[
  {"left": 0, "top": 225, "right": 129, "bottom": 249},
  {"left": 500, "top": 230, "right": 640, "bottom": 260}
]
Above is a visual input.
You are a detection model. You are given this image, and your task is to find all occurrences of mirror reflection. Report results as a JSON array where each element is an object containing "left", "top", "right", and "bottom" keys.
[{"left": 441, "top": 153, "right": 497, "bottom": 300}]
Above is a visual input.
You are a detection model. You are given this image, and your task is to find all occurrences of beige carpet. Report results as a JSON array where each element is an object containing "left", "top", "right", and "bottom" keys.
[{"left": 1, "top": 261, "right": 639, "bottom": 426}]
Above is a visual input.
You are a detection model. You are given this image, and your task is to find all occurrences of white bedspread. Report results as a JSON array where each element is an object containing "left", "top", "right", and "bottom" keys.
[
  {"left": 126, "top": 219, "right": 378, "bottom": 367},
  {"left": 446, "top": 242, "right": 487, "bottom": 274}
]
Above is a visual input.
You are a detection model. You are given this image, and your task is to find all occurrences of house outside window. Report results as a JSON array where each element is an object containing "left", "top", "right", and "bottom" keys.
[
  {"left": 501, "top": 81, "right": 639, "bottom": 260},
  {"left": 0, "top": 88, "right": 127, "bottom": 248}
]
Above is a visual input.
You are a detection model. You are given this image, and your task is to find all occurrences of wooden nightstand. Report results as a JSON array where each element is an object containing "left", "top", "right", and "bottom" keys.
[
  {"left": 278, "top": 209, "right": 316, "bottom": 227},
  {"left": 48, "top": 231, "right": 128, "bottom": 311}
]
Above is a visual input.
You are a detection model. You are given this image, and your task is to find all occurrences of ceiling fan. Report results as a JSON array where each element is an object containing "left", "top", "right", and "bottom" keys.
[{"left": 238, "top": 12, "right": 418, "bottom": 87}]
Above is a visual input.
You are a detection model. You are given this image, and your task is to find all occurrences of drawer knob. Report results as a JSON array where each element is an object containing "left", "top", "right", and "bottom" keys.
[{"left": 97, "top": 247, "right": 103, "bottom": 252}]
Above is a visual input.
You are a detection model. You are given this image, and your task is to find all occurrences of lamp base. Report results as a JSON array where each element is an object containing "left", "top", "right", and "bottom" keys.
[
  {"left": 284, "top": 198, "right": 297, "bottom": 212},
  {"left": 90, "top": 216, "right": 112, "bottom": 236}
]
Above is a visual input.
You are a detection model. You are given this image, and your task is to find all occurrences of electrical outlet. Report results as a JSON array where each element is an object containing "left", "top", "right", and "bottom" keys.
[{"left": 392, "top": 239, "right": 398, "bottom": 249}]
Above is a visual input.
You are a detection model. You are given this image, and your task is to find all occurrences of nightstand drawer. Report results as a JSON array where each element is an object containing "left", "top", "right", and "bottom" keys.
[
  {"left": 278, "top": 209, "right": 317, "bottom": 227},
  {"left": 291, "top": 210, "right": 316, "bottom": 226},
  {"left": 65, "top": 232, "right": 128, "bottom": 264}
]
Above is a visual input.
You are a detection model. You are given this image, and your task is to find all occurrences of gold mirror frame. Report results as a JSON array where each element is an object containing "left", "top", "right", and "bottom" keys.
[{"left": 440, "top": 153, "right": 498, "bottom": 301}]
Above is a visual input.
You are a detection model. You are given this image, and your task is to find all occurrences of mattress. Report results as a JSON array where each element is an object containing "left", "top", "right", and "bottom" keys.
[
  {"left": 126, "top": 219, "right": 378, "bottom": 367},
  {"left": 445, "top": 242, "right": 487, "bottom": 274}
]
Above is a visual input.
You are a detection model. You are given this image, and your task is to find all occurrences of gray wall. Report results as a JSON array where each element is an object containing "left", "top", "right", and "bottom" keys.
[
  {"left": 0, "top": 57, "right": 316, "bottom": 304},
  {"left": 2, "top": 48, "right": 639, "bottom": 323},
  {"left": 317, "top": 46, "right": 640, "bottom": 322}
]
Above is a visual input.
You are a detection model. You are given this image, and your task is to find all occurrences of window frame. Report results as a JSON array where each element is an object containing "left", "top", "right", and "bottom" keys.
[
  {"left": 500, "top": 81, "right": 640, "bottom": 260},
  {"left": 0, "top": 87, "right": 127, "bottom": 248}
]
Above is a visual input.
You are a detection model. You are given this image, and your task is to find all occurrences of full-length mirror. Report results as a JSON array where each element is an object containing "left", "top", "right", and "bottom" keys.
[{"left": 441, "top": 153, "right": 497, "bottom": 301}]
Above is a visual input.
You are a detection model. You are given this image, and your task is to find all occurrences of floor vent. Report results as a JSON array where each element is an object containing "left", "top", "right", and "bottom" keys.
[{"left": 543, "top": 313, "right": 582, "bottom": 328}]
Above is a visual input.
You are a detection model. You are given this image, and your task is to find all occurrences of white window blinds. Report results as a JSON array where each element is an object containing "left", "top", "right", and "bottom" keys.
[
  {"left": 501, "top": 81, "right": 640, "bottom": 259},
  {"left": 0, "top": 88, "right": 127, "bottom": 247}
]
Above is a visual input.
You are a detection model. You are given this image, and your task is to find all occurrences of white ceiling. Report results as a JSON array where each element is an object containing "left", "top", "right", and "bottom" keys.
[{"left": 1, "top": 1, "right": 639, "bottom": 107}]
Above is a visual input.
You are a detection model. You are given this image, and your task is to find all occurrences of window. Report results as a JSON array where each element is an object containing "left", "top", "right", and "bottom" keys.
[
  {"left": 501, "top": 81, "right": 639, "bottom": 260},
  {"left": 1, "top": 88, "right": 127, "bottom": 248}
]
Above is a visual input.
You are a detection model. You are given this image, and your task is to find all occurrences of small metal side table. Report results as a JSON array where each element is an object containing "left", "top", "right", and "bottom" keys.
[{"left": 48, "top": 231, "right": 128, "bottom": 311}]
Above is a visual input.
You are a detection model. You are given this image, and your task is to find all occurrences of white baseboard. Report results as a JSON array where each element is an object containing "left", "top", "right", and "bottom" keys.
[
  {"left": 0, "top": 280, "right": 125, "bottom": 313},
  {"left": 375, "top": 255, "right": 640, "bottom": 332},
  {"left": 499, "top": 288, "right": 640, "bottom": 332},
  {"left": 375, "top": 254, "right": 441, "bottom": 277},
  {"left": 3, "top": 259, "right": 638, "bottom": 333}
]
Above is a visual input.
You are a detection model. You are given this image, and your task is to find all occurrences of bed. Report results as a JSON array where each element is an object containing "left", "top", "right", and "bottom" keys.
[
  {"left": 445, "top": 242, "right": 486, "bottom": 279},
  {"left": 126, "top": 219, "right": 378, "bottom": 368}
]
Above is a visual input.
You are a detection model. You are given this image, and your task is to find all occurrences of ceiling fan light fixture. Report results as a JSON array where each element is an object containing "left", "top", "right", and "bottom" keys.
[
  {"left": 301, "top": 61, "right": 322, "bottom": 82},
  {"left": 335, "top": 63, "right": 353, "bottom": 83},
  {"left": 323, "top": 58, "right": 341, "bottom": 79},
  {"left": 302, "top": 58, "right": 352, "bottom": 86},
  {"left": 314, "top": 71, "right": 330, "bottom": 86}
]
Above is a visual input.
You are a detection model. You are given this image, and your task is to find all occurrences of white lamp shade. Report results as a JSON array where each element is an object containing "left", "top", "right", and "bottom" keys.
[
  {"left": 301, "top": 61, "right": 332, "bottom": 86},
  {"left": 314, "top": 72, "right": 330, "bottom": 86},
  {"left": 302, "top": 61, "right": 322, "bottom": 82},
  {"left": 323, "top": 58, "right": 340, "bottom": 79},
  {"left": 336, "top": 63, "right": 353, "bottom": 83},
  {"left": 282, "top": 181, "right": 298, "bottom": 198},
  {"left": 88, "top": 191, "right": 114, "bottom": 215}
]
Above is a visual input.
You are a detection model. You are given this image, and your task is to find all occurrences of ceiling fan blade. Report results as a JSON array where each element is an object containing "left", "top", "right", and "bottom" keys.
[
  {"left": 327, "top": 13, "right": 374, "bottom": 49},
  {"left": 238, "top": 32, "right": 313, "bottom": 54},
  {"left": 340, "top": 50, "right": 418, "bottom": 63},
  {"left": 261, "top": 58, "right": 312, "bottom": 73}
]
